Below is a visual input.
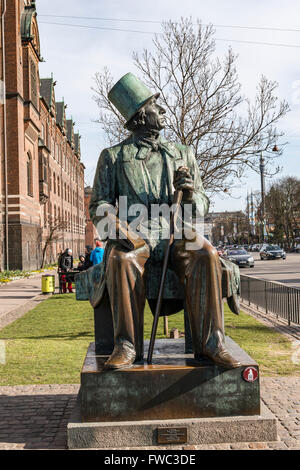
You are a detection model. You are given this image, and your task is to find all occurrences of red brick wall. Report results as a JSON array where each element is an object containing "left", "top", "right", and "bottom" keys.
[{"left": 2, "top": 1, "right": 85, "bottom": 269}]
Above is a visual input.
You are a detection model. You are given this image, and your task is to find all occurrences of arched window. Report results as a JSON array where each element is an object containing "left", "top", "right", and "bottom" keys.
[
  {"left": 53, "top": 172, "right": 56, "bottom": 194},
  {"left": 57, "top": 176, "right": 60, "bottom": 197},
  {"left": 27, "top": 152, "right": 33, "bottom": 197}
]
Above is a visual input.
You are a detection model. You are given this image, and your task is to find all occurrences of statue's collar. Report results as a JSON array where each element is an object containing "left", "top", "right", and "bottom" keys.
[{"left": 123, "top": 134, "right": 179, "bottom": 160}]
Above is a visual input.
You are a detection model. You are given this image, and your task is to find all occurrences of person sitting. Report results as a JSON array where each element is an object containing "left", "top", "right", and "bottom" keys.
[{"left": 90, "top": 239, "right": 104, "bottom": 266}]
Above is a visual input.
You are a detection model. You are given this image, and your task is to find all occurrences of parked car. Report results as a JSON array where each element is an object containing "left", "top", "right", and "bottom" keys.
[
  {"left": 224, "top": 248, "right": 255, "bottom": 268},
  {"left": 251, "top": 244, "right": 261, "bottom": 252},
  {"left": 260, "top": 244, "right": 286, "bottom": 260}
]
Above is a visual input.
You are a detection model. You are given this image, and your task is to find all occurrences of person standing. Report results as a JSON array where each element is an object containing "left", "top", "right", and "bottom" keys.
[
  {"left": 83, "top": 245, "right": 93, "bottom": 270},
  {"left": 90, "top": 239, "right": 104, "bottom": 266},
  {"left": 59, "top": 248, "right": 74, "bottom": 293}
]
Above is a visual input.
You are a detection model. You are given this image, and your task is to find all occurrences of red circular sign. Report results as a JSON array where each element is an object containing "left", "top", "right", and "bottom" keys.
[{"left": 243, "top": 367, "right": 258, "bottom": 383}]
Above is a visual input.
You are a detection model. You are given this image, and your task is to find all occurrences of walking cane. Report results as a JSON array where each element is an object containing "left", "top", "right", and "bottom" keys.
[{"left": 147, "top": 188, "right": 183, "bottom": 364}]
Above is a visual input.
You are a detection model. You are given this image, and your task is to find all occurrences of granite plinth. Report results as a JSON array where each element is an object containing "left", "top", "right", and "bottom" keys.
[
  {"left": 79, "top": 338, "right": 261, "bottom": 422},
  {"left": 68, "top": 400, "right": 277, "bottom": 449}
]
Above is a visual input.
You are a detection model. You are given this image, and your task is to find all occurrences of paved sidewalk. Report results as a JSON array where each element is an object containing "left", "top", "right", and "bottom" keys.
[
  {"left": 0, "top": 378, "right": 299, "bottom": 450},
  {"left": 0, "top": 272, "right": 57, "bottom": 330}
]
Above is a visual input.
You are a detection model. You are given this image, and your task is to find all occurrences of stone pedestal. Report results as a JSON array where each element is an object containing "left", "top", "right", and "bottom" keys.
[{"left": 67, "top": 338, "right": 278, "bottom": 448}]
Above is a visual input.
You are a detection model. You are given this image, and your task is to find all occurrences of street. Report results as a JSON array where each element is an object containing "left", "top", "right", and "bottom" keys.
[{"left": 241, "top": 252, "right": 300, "bottom": 289}]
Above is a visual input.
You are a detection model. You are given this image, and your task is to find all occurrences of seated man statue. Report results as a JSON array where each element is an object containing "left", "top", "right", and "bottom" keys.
[{"left": 89, "top": 73, "right": 241, "bottom": 370}]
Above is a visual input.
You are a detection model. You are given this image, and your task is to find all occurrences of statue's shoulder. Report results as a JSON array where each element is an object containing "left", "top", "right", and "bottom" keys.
[
  {"left": 101, "top": 136, "right": 134, "bottom": 158},
  {"left": 162, "top": 138, "right": 194, "bottom": 160},
  {"left": 162, "top": 138, "right": 192, "bottom": 153},
  {"left": 100, "top": 137, "right": 132, "bottom": 162}
]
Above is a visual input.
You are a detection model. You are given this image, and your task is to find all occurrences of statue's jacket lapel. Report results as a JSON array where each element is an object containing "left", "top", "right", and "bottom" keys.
[{"left": 121, "top": 138, "right": 185, "bottom": 208}]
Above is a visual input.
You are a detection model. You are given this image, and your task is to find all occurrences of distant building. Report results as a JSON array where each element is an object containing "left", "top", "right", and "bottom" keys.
[{"left": 0, "top": 1, "right": 85, "bottom": 270}]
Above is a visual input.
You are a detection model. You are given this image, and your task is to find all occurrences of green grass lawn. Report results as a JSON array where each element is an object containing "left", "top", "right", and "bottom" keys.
[{"left": 0, "top": 294, "right": 299, "bottom": 385}]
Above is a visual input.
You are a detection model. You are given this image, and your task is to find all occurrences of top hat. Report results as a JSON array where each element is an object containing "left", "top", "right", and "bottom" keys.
[{"left": 108, "top": 72, "right": 159, "bottom": 124}]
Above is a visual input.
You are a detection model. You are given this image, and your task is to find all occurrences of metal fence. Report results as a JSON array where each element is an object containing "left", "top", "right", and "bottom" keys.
[{"left": 240, "top": 274, "right": 300, "bottom": 326}]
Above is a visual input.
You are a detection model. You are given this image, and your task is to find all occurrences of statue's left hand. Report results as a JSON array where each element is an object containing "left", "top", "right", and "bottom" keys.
[{"left": 174, "top": 166, "right": 194, "bottom": 201}]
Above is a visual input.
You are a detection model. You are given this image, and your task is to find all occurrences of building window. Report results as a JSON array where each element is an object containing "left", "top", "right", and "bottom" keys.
[
  {"left": 44, "top": 204, "right": 47, "bottom": 227},
  {"left": 43, "top": 158, "right": 47, "bottom": 182},
  {"left": 53, "top": 172, "right": 56, "bottom": 194},
  {"left": 57, "top": 176, "right": 60, "bottom": 196},
  {"left": 30, "top": 59, "right": 38, "bottom": 109},
  {"left": 27, "top": 153, "right": 33, "bottom": 197},
  {"left": 41, "top": 124, "right": 45, "bottom": 142}
]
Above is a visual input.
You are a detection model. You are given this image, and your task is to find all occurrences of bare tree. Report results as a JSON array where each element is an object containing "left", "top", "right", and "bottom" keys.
[
  {"left": 40, "top": 217, "right": 68, "bottom": 269},
  {"left": 92, "top": 18, "right": 289, "bottom": 195},
  {"left": 265, "top": 177, "right": 300, "bottom": 248},
  {"left": 211, "top": 211, "right": 248, "bottom": 245}
]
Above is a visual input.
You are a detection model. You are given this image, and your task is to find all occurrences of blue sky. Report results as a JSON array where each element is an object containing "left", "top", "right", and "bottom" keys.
[{"left": 36, "top": 0, "right": 300, "bottom": 212}]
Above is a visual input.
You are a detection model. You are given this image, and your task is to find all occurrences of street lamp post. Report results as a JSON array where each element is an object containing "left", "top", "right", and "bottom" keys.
[
  {"left": 259, "top": 146, "right": 278, "bottom": 244},
  {"left": 259, "top": 153, "right": 267, "bottom": 243}
]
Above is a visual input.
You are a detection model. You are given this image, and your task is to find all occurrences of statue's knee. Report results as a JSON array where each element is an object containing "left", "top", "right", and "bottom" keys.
[
  {"left": 110, "top": 248, "right": 130, "bottom": 266},
  {"left": 195, "top": 245, "right": 218, "bottom": 262}
]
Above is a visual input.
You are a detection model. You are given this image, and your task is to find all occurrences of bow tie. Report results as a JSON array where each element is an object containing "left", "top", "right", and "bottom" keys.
[{"left": 138, "top": 137, "right": 163, "bottom": 152}]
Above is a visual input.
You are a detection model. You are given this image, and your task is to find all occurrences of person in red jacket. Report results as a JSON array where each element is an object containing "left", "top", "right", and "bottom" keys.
[{"left": 59, "top": 248, "right": 73, "bottom": 293}]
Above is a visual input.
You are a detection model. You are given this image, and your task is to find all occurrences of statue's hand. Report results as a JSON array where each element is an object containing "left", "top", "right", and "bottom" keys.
[
  {"left": 107, "top": 213, "right": 146, "bottom": 251},
  {"left": 174, "top": 166, "right": 194, "bottom": 201}
]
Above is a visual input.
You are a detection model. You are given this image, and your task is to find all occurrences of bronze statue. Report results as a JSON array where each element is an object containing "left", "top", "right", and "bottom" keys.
[{"left": 89, "top": 73, "right": 241, "bottom": 370}]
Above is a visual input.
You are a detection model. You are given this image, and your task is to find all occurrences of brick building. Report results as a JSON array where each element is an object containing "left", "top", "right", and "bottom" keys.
[
  {"left": 0, "top": 1, "right": 85, "bottom": 270},
  {"left": 0, "top": 1, "right": 5, "bottom": 270}
]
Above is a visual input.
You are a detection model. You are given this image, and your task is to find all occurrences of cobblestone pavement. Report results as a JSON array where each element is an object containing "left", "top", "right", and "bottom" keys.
[{"left": 0, "top": 378, "right": 299, "bottom": 450}]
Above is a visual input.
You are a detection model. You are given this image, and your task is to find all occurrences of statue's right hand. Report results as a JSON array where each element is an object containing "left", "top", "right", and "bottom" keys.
[{"left": 107, "top": 214, "right": 146, "bottom": 251}]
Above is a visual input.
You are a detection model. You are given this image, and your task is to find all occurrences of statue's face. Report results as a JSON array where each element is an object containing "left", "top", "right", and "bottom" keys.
[{"left": 143, "top": 97, "right": 166, "bottom": 131}]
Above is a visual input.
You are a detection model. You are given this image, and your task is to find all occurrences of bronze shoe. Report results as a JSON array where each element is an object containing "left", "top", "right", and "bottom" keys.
[
  {"left": 201, "top": 348, "right": 242, "bottom": 369},
  {"left": 104, "top": 342, "right": 136, "bottom": 370}
]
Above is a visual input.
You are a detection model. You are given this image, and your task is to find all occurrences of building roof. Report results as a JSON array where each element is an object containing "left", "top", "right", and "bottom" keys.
[
  {"left": 40, "top": 78, "right": 54, "bottom": 108},
  {"left": 74, "top": 133, "right": 81, "bottom": 158},
  {"left": 55, "top": 101, "right": 65, "bottom": 130},
  {"left": 66, "top": 119, "right": 74, "bottom": 146}
]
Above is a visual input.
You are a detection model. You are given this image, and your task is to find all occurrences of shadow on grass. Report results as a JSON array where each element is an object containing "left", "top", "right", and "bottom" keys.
[
  {"left": 225, "top": 324, "right": 271, "bottom": 332},
  {"left": 2, "top": 331, "right": 93, "bottom": 341}
]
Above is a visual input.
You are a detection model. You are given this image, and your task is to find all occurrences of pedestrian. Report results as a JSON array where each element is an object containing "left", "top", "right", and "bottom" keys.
[
  {"left": 90, "top": 239, "right": 104, "bottom": 266},
  {"left": 57, "top": 250, "right": 63, "bottom": 271},
  {"left": 77, "top": 255, "right": 85, "bottom": 271},
  {"left": 59, "top": 248, "right": 74, "bottom": 293},
  {"left": 83, "top": 245, "right": 93, "bottom": 270}
]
